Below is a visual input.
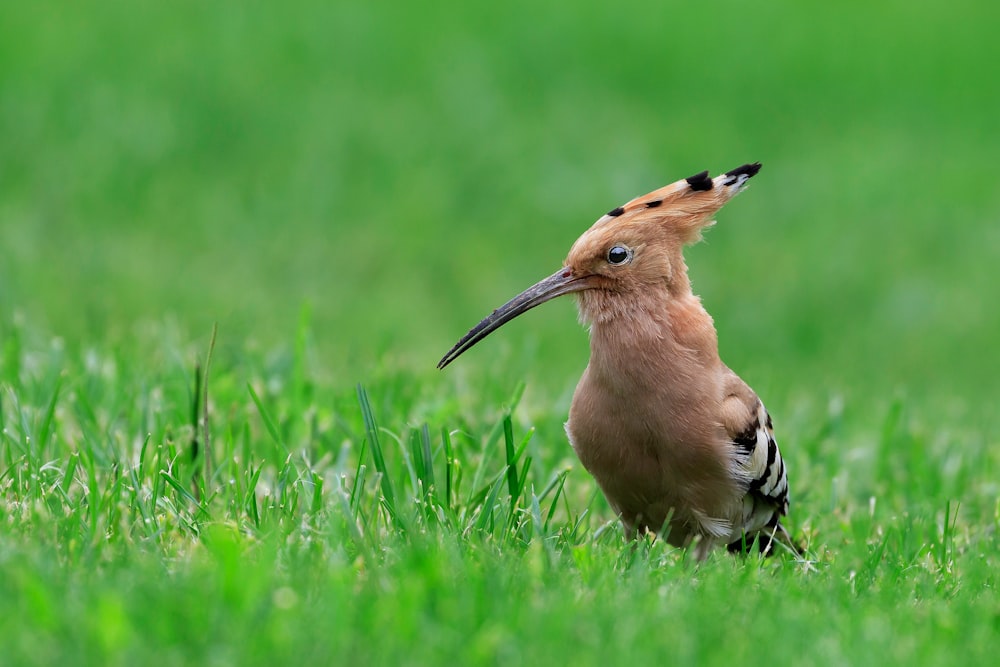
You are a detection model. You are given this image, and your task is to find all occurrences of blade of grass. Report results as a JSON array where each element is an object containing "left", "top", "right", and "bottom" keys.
[
  {"left": 36, "top": 375, "right": 63, "bottom": 458},
  {"left": 441, "top": 427, "right": 455, "bottom": 513},
  {"left": 160, "top": 470, "right": 211, "bottom": 519},
  {"left": 472, "top": 468, "right": 509, "bottom": 533},
  {"left": 247, "top": 382, "right": 287, "bottom": 457},
  {"left": 503, "top": 414, "right": 518, "bottom": 502},
  {"left": 245, "top": 464, "right": 263, "bottom": 528},
  {"left": 350, "top": 465, "right": 368, "bottom": 514},
  {"left": 191, "top": 362, "right": 201, "bottom": 463},
  {"left": 356, "top": 384, "right": 398, "bottom": 526},
  {"left": 310, "top": 471, "right": 323, "bottom": 515},
  {"left": 200, "top": 323, "right": 218, "bottom": 484},
  {"left": 420, "top": 423, "right": 435, "bottom": 491}
]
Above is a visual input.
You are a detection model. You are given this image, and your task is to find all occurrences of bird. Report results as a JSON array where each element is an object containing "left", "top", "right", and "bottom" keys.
[{"left": 438, "top": 163, "right": 793, "bottom": 558}]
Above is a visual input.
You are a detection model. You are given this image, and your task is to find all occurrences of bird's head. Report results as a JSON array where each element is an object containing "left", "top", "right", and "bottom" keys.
[{"left": 437, "top": 163, "right": 761, "bottom": 369}]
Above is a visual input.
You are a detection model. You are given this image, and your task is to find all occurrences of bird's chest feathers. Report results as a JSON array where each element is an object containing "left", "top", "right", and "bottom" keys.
[
  {"left": 583, "top": 296, "right": 721, "bottom": 406},
  {"left": 567, "top": 300, "right": 728, "bottom": 492}
]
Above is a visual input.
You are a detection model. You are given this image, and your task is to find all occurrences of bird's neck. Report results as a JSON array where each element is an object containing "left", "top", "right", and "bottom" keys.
[{"left": 583, "top": 288, "right": 722, "bottom": 389}]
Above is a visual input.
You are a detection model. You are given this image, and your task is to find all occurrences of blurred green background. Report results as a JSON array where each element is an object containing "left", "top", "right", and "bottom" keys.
[{"left": 2, "top": 0, "right": 998, "bottom": 416}]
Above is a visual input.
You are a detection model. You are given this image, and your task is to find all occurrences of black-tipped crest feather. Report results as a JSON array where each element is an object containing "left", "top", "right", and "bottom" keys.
[
  {"left": 685, "top": 170, "right": 713, "bottom": 191},
  {"left": 723, "top": 162, "right": 762, "bottom": 186}
]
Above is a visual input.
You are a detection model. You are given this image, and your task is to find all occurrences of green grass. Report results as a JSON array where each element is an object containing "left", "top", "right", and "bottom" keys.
[{"left": 2, "top": 1, "right": 1000, "bottom": 665}]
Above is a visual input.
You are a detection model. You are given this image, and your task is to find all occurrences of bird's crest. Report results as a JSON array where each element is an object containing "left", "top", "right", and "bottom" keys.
[{"left": 590, "top": 162, "right": 761, "bottom": 244}]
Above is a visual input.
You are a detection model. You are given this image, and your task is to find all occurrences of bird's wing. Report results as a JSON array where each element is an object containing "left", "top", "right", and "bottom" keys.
[{"left": 729, "top": 399, "right": 791, "bottom": 528}]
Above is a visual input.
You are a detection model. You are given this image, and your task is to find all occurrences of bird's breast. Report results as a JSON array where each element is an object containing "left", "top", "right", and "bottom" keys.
[
  {"left": 566, "top": 351, "right": 742, "bottom": 537},
  {"left": 567, "top": 364, "right": 717, "bottom": 477}
]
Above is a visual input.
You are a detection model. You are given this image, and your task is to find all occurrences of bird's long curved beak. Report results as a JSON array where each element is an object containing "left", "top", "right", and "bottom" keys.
[{"left": 437, "top": 268, "right": 592, "bottom": 369}]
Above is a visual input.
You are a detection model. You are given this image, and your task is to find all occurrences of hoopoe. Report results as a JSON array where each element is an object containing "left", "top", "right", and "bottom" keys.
[{"left": 439, "top": 163, "right": 792, "bottom": 558}]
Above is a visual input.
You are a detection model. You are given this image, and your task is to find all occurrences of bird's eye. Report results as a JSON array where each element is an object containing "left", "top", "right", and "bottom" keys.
[{"left": 607, "top": 245, "right": 632, "bottom": 266}]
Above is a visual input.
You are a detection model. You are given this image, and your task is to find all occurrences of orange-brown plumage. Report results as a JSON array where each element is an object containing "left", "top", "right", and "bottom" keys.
[{"left": 439, "top": 163, "right": 792, "bottom": 557}]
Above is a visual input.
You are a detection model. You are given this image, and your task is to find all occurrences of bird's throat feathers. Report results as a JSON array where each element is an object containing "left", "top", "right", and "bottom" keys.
[{"left": 578, "top": 288, "right": 721, "bottom": 378}]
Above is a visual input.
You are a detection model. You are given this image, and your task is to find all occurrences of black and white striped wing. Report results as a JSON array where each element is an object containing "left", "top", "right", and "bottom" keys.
[{"left": 731, "top": 400, "right": 790, "bottom": 542}]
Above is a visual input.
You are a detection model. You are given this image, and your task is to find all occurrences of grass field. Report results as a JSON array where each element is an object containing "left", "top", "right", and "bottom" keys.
[{"left": 2, "top": 1, "right": 999, "bottom": 664}]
